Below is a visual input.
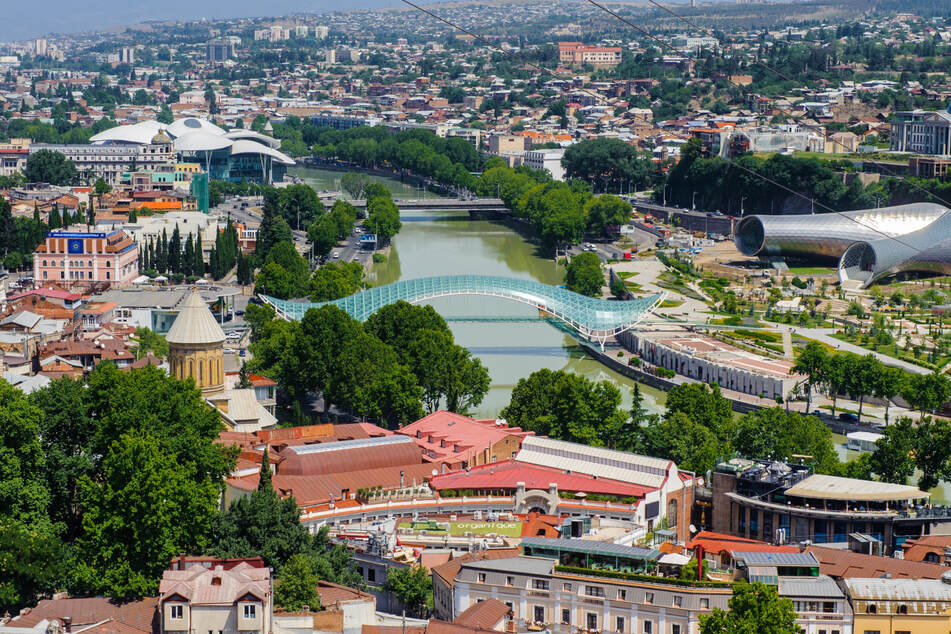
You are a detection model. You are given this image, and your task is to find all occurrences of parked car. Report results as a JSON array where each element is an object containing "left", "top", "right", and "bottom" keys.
[{"left": 838, "top": 412, "right": 858, "bottom": 422}]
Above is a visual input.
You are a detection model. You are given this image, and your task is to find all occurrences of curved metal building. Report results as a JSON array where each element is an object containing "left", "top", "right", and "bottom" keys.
[
  {"left": 839, "top": 211, "right": 951, "bottom": 288},
  {"left": 734, "top": 203, "right": 949, "bottom": 261}
]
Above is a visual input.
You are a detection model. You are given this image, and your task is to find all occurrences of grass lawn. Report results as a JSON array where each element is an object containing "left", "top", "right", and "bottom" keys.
[
  {"left": 829, "top": 332, "right": 947, "bottom": 369},
  {"left": 660, "top": 299, "right": 684, "bottom": 308},
  {"left": 786, "top": 266, "right": 837, "bottom": 276}
]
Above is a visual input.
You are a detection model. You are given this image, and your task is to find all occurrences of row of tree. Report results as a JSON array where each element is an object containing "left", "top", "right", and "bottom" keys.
[
  {"left": 0, "top": 201, "right": 47, "bottom": 270},
  {"left": 246, "top": 300, "right": 490, "bottom": 427}
]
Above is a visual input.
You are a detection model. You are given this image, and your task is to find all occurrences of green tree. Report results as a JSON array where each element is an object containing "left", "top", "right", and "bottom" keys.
[
  {"left": 74, "top": 432, "right": 220, "bottom": 599},
  {"left": 565, "top": 252, "right": 603, "bottom": 297},
  {"left": 584, "top": 195, "right": 631, "bottom": 236},
  {"left": 733, "top": 408, "right": 839, "bottom": 474},
  {"left": 256, "top": 203, "right": 294, "bottom": 257},
  {"left": 340, "top": 172, "right": 371, "bottom": 199},
  {"left": 94, "top": 178, "right": 111, "bottom": 196},
  {"left": 24, "top": 149, "right": 78, "bottom": 186},
  {"left": 383, "top": 565, "right": 433, "bottom": 619},
  {"left": 365, "top": 197, "right": 402, "bottom": 244},
  {"left": 913, "top": 416, "right": 951, "bottom": 491},
  {"left": 791, "top": 342, "right": 827, "bottom": 413},
  {"left": 636, "top": 411, "right": 724, "bottom": 473},
  {"left": 307, "top": 215, "right": 340, "bottom": 259},
  {"left": 902, "top": 372, "right": 951, "bottom": 414},
  {"left": 664, "top": 383, "right": 735, "bottom": 439},
  {"left": 273, "top": 554, "right": 321, "bottom": 612},
  {"left": 874, "top": 366, "right": 906, "bottom": 426},
  {"left": 0, "top": 380, "right": 52, "bottom": 528},
  {"left": 133, "top": 327, "right": 168, "bottom": 360},
  {"left": 0, "top": 520, "right": 63, "bottom": 615},
  {"left": 500, "top": 369, "right": 625, "bottom": 447},
  {"left": 309, "top": 261, "right": 364, "bottom": 301},
  {"left": 699, "top": 582, "right": 800, "bottom": 634},
  {"left": 870, "top": 417, "right": 917, "bottom": 484}
]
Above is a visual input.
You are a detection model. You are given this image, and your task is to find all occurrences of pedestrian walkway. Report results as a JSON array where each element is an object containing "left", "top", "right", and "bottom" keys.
[
  {"left": 791, "top": 327, "right": 930, "bottom": 375},
  {"left": 782, "top": 330, "right": 793, "bottom": 360}
]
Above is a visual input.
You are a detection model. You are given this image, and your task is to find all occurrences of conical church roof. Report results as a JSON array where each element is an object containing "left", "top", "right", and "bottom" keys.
[{"left": 166, "top": 291, "right": 226, "bottom": 345}]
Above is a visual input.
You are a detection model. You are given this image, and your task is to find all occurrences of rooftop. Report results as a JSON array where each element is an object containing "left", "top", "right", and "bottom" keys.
[
  {"left": 163, "top": 290, "right": 226, "bottom": 346},
  {"left": 396, "top": 410, "right": 531, "bottom": 464},
  {"left": 785, "top": 473, "right": 928, "bottom": 502},
  {"left": 844, "top": 577, "right": 951, "bottom": 601},
  {"left": 516, "top": 436, "right": 673, "bottom": 489},
  {"left": 521, "top": 537, "right": 662, "bottom": 562}
]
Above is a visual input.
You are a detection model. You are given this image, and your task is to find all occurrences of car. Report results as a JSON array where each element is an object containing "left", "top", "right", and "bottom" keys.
[
  {"left": 838, "top": 412, "right": 858, "bottom": 422},
  {"left": 333, "top": 252, "right": 340, "bottom": 258},
  {"left": 239, "top": 349, "right": 246, "bottom": 357}
]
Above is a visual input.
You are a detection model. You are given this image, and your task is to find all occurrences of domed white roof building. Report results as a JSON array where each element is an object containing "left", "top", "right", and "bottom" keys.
[{"left": 166, "top": 290, "right": 226, "bottom": 396}]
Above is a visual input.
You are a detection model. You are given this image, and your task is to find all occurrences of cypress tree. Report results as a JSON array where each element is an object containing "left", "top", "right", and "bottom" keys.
[
  {"left": 49, "top": 205, "right": 61, "bottom": 229},
  {"left": 193, "top": 232, "right": 205, "bottom": 277},
  {"left": 168, "top": 224, "right": 182, "bottom": 274},
  {"left": 183, "top": 233, "right": 195, "bottom": 277},
  {"left": 209, "top": 245, "right": 218, "bottom": 280},
  {"left": 258, "top": 449, "right": 272, "bottom": 492}
]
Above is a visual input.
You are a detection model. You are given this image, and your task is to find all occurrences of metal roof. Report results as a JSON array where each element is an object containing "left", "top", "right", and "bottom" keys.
[
  {"left": 262, "top": 275, "right": 664, "bottom": 341},
  {"left": 463, "top": 556, "right": 556, "bottom": 576},
  {"left": 165, "top": 290, "right": 226, "bottom": 345},
  {"left": 779, "top": 575, "right": 844, "bottom": 599},
  {"left": 844, "top": 578, "right": 951, "bottom": 601},
  {"left": 522, "top": 537, "right": 662, "bottom": 561},
  {"left": 733, "top": 551, "right": 819, "bottom": 567},
  {"left": 284, "top": 435, "right": 413, "bottom": 455},
  {"left": 785, "top": 474, "right": 928, "bottom": 502},
  {"left": 517, "top": 436, "right": 671, "bottom": 489}
]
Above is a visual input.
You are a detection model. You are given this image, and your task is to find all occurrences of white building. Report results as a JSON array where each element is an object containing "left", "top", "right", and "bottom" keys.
[
  {"left": 890, "top": 109, "right": 951, "bottom": 156},
  {"left": 524, "top": 149, "right": 566, "bottom": 181}
]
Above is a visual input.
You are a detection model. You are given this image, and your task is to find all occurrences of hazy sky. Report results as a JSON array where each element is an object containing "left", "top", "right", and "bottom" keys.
[{"left": 2, "top": 0, "right": 409, "bottom": 42}]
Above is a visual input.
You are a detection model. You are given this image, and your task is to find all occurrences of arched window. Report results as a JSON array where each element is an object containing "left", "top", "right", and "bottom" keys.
[
  {"left": 867, "top": 604, "right": 877, "bottom": 614},
  {"left": 188, "top": 359, "right": 194, "bottom": 379},
  {"left": 199, "top": 360, "right": 204, "bottom": 384},
  {"left": 897, "top": 605, "right": 908, "bottom": 615}
]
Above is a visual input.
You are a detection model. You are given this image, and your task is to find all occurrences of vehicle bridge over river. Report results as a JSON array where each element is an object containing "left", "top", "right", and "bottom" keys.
[
  {"left": 261, "top": 275, "right": 664, "bottom": 349},
  {"left": 351, "top": 197, "right": 509, "bottom": 212}
]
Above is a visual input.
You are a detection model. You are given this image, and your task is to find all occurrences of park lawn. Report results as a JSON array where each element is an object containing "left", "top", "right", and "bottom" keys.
[
  {"left": 786, "top": 266, "right": 837, "bottom": 276},
  {"left": 828, "top": 333, "right": 949, "bottom": 370},
  {"left": 660, "top": 299, "right": 684, "bottom": 308}
]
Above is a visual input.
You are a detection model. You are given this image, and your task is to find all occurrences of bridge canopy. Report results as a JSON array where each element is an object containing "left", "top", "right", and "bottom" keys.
[{"left": 260, "top": 275, "right": 663, "bottom": 343}]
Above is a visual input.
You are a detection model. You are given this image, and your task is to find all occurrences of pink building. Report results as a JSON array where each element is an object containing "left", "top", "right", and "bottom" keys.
[{"left": 33, "top": 230, "right": 139, "bottom": 285}]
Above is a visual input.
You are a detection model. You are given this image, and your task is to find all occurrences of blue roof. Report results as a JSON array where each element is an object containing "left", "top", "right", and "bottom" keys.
[{"left": 261, "top": 275, "right": 663, "bottom": 339}]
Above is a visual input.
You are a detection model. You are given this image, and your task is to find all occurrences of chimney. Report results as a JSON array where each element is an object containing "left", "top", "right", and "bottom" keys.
[{"left": 63, "top": 617, "right": 72, "bottom": 633}]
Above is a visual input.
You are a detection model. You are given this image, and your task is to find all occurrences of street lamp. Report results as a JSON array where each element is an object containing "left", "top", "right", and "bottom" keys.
[
  {"left": 692, "top": 191, "right": 698, "bottom": 210},
  {"left": 740, "top": 196, "right": 747, "bottom": 216}
]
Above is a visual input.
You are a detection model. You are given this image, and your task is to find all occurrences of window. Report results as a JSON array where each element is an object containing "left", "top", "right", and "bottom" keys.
[
  {"left": 585, "top": 585, "right": 604, "bottom": 597},
  {"left": 169, "top": 605, "right": 183, "bottom": 619},
  {"left": 645, "top": 592, "right": 654, "bottom": 604},
  {"left": 673, "top": 596, "right": 682, "bottom": 608},
  {"left": 867, "top": 604, "right": 877, "bottom": 614},
  {"left": 863, "top": 631, "right": 881, "bottom": 634},
  {"left": 700, "top": 598, "right": 709, "bottom": 610},
  {"left": 478, "top": 573, "right": 486, "bottom": 583},
  {"left": 671, "top": 626, "right": 681, "bottom": 634},
  {"left": 561, "top": 609, "right": 570, "bottom": 624},
  {"left": 897, "top": 605, "right": 908, "bottom": 615},
  {"left": 533, "top": 580, "right": 549, "bottom": 590},
  {"left": 533, "top": 606, "right": 545, "bottom": 623},
  {"left": 243, "top": 605, "right": 256, "bottom": 619},
  {"left": 643, "top": 621, "right": 652, "bottom": 634},
  {"left": 506, "top": 576, "right": 515, "bottom": 586},
  {"left": 563, "top": 583, "right": 572, "bottom": 591},
  {"left": 894, "top": 631, "right": 910, "bottom": 634},
  {"left": 616, "top": 617, "right": 625, "bottom": 633},
  {"left": 617, "top": 589, "right": 627, "bottom": 601},
  {"left": 368, "top": 569, "right": 376, "bottom": 582},
  {"left": 586, "top": 613, "right": 598, "bottom": 631},
  {"left": 823, "top": 602, "right": 836, "bottom": 613}
]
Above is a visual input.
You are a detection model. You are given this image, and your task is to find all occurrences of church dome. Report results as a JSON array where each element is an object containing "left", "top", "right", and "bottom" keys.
[{"left": 166, "top": 291, "right": 226, "bottom": 346}]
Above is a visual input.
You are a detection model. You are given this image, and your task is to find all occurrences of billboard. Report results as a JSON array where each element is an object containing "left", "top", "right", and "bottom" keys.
[{"left": 67, "top": 238, "right": 85, "bottom": 254}]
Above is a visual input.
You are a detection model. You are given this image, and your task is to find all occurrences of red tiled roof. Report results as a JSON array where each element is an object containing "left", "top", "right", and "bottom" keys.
[
  {"left": 5, "top": 598, "right": 156, "bottom": 632},
  {"left": 6, "top": 288, "right": 82, "bottom": 302},
  {"left": 430, "top": 459, "right": 650, "bottom": 498},
  {"left": 686, "top": 531, "right": 800, "bottom": 556},
  {"left": 806, "top": 545, "right": 949, "bottom": 579},
  {"left": 397, "top": 410, "right": 532, "bottom": 463},
  {"left": 454, "top": 598, "right": 510, "bottom": 630},
  {"left": 901, "top": 535, "right": 951, "bottom": 563},
  {"left": 317, "top": 580, "right": 374, "bottom": 606}
]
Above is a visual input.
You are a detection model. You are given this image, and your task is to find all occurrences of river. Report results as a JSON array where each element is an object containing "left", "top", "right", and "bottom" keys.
[{"left": 290, "top": 166, "right": 667, "bottom": 418}]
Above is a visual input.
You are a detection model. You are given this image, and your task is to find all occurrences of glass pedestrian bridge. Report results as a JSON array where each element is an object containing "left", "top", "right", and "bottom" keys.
[{"left": 260, "top": 275, "right": 664, "bottom": 348}]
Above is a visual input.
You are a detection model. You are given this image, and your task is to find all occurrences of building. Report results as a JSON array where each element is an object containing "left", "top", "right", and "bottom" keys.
[
  {"left": 32, "top": 137, "right": 174, "bottom": 186},
  {"left": 620, "top": 332, "right": 802, "bottom": 400},
  {"left": 844, "top": 577, "right": 951, "bottom": 634},
  {"left": 166, "top": 290, "right": 226, "bottom": 396},
  {"left": 523, "top": 149, "right": 566, "bottom": 181},
  {"left": 33, "top": 229, "right": 139, "bottom": 285},
  {"left": 558, "top": 42, "right": 622, "bottom": 68},
  {"left": 159, "top": 559, "right": 272, "bottom": 634},
  {"left": 396, "top": 410, "right": 532, "bottom": 468},
  {"left": 436, "top": 552, "right": 731, "bottom": 633},
  {"left": 712, "top": 457, "right": 938, "bottom": 552},
  {"left": 0, "top": 138, "right": 30, "bottom": 176},
  {"left": 909, "top": 156, "right": 951, "bottom": 179},
  {"left": 119, "top": 46, "right": 134, "bottom": 65},
  {"left": 889, "top": 108, "right": 951, "bottom": 155},
  {"left": 487, "top": 134, "right": 530, "bottom": 155},
  {"left": 206, "top": 38, "right": 238, "bottom": 62}
]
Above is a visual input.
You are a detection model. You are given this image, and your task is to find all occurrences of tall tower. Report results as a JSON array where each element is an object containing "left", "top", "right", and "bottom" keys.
[{"left": 166, "top": 290, "right": 226, "bottom": 396}]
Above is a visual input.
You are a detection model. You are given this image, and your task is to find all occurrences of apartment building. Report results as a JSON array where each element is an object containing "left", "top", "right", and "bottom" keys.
[
  {"left": 31, "top": 140, "right": 174, "bottom": 185},
  {"left": 844, "top": 577, "right": 951, "bottom": 634},
  {"left": 435, "top": 553, "right": 731, "bottom": 634},
  {"left": 159, "top": 559, "right": 272, "bottom": 634},
  {"left": 523, "top": 149, "right": 566, "bottom": 181},
  {"left": 558, "top": 42, "right": 622, "bottom": 68}
]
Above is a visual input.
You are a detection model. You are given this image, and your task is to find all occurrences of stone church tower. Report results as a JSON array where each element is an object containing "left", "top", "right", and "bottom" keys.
[{"left": 166, "top": 290, "right": 226, "bottom": 396}]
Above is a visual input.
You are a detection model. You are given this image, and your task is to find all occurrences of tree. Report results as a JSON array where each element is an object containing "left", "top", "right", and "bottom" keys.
[
  {"left": 255, "top": 242, "right": 310, "bottom": 300},
  {"left": 307, "top": 215, "right": 340, "bottom": 259},
  {"left": 902, "top": 372, "right": 951, "bottom": 414},
  {"left": 273, "top": 554, "right": 321, "bottom": 612},
  {"left": 0, "top": 380, "right": 52, "bottom": 529},
  {"left": 404, "top": 328, "right": 490, "bottom": 413},
  {"left": 637, "top": 411, "right": 724, "bottom": 473},
  {"left": 874, "top": 366, "right": 906, "bottom": 426},
  {"left": 584, "top": 195, "right": 631, "bottom": 236},
  {"left": 561, "top": 138, "right": 653, "bottom": 192},
  {"left": 48, "top": 205, "right": 62, "bottom": 230},
  {"left": 340, "top": 172, "right": 371, "bottom": 199},
  {"left": 733, "top": 408, "right": 839, "bottom": 474},
  {"left": 500, "top": 369, "right": 625, "bottom": 447},
  {"left": 133, "top": 327, "right": 169, "bottom": 359},
  {"left": 238, "top": 361, "right": 253, "bottom": 389},
  {"left": 565, "top": 252, "right": 603, "bottom": 297},
  {"left": 279, "top": 184, "right": 324, "bottom": 231},
  {"left": 870, "top": 417, "right": 917, "bottom": 484},
  {"left": 309, "top": 261, "right": 364, "bottom": 301},
  {"left": 365, "top": 197, "right": 402, "bottom": 244},
  {"left": 664, "top": 383, "right": 734, "bottom": 439},
  {"left": 212, "top": 451, "right": 312, "bottom": 573},
  {"left": 128, "top": 207, "right": 137, "bottom": 223},
  {"left": 791, "top": 342, "right": 827, "bottom": 413},
  {"left": 913, "top": 416, "right": 951, "bottom": 491},
  {"left": 236, "top": 252, "right": 253, "bottom": 286},
  {"left": 844, "top": 354, "right": 880, "bottom": 424},
  {"left": 94, "top": 178, "right": 111, "bottom": 196},
  {"left": 699, "top": 582, "right": 800, "bottom": 634},
  {"left": 74, "top": 432, "right": 220, "bottom": 599},
  {"left": 256, "top": 204, "right": 294, "bottom": 257},
  {"left": 24, "top": 149, "right": 78, "bottom": 186},
  {"left": 383, "top": 565, "right": 432, "bottom": 619}
]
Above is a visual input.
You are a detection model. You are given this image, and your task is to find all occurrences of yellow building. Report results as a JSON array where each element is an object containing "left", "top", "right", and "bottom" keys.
[
  {"left": 166, "top": 290, "right": 225, "bottom": 396},
  {"left": 845, "top": 577, "right": 951, "bottom": 634}
]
